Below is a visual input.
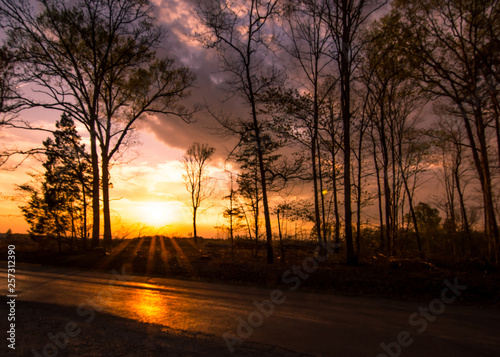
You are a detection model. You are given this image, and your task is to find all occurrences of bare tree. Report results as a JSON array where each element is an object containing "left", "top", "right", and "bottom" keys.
[
  {"left": 182, "top": 142, "right": 216, "bottom": 245},
  {"left": 323, "top": 94, "right": 343, "bottom": 252},
  {"left": 220, "top": 171, "right": 246, "bottom": 255},
  {"left": 362, "top": 13, "right": 427, "bottom": 256},
  {"left": 324, "top": 0, "right": 388, "bottom": 264},
  {"left": 430, "top": 110, "right": 475, "bottom": 258},
  {"left": 196, "top": 0, "right": 281, "bottom": 263},
  {"left": 392, "top": 0, "right": 500, "bottom": 263},
  {"left": 237, "top": 161, "right": 262, "bottom": 256},
  {"left": 278, "top": 0, "right": 337, "bottom": 245},
  {"left": 97, "top": 56, "right": 195, "bottom": 249}
]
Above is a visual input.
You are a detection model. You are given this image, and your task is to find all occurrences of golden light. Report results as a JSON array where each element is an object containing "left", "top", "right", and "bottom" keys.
[
  {"left": 138, "top": 201, "right": 182, "bottom": 227},
  {"left": 130, "top": 289, "right": 165, "bottom": 323}
]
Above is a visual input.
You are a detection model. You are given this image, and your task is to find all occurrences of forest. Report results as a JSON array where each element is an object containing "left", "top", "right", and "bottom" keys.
[{"left": 0, "top": 0, "right": 499, "bottom": 269}]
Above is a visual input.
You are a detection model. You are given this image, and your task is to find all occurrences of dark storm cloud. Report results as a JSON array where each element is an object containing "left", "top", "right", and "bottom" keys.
[{"left": 144, "top": 0, "right": 244, "bottom": 159}]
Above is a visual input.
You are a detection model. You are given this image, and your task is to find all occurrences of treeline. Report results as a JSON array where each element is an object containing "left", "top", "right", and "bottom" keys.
[
  {"left": 195, "top": 0, "right": 500, "bottom": 265},
  {"left": 1, "top": 0, "right": 498, "bottom": 266}
]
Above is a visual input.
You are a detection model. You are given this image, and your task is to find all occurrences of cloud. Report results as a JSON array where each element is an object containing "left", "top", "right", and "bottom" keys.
[{"left": 143, "top": 0, "right": 246, "bottom": 158}]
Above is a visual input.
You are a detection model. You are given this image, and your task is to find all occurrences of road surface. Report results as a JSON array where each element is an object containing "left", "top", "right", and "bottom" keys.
[{"left": 1, "top": 264, "right": 500, "bottom": 356}]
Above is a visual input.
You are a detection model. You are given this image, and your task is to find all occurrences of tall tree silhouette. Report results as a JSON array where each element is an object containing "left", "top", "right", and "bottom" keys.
[
  {"left": 324, "top": 0, "right": 387, "bottom": 264},
  {"left": 196, "top": 0, "right": 282, "bottom": 263},
  {"left": 277, "top": 0, "right": 337, "bottom": 245},
  {"left": 362, "top": 13, "right": 426, "bottom": 255}
]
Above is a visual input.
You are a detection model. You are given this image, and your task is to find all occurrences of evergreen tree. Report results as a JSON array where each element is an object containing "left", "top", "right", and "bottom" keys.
[{"left": 19, "top": 113, "right": 92, "bottom": 251}]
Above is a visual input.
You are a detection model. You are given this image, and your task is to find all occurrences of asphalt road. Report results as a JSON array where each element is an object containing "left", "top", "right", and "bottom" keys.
[{"left": 1, "top": 264, "right": 500, "bottom": 356}]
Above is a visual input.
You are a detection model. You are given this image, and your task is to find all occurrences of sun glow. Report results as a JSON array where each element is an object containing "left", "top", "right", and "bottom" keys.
[{"left": 138, "top": 201, "right": 183, "bottom": 227}]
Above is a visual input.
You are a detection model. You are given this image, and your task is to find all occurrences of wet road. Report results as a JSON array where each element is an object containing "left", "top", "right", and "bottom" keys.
[{"left": 2, "top": 264, "right": 500, "bottom": 356}]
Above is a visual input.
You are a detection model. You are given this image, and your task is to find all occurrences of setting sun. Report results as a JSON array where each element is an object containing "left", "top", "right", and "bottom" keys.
[{"left": 138, "top": 202, "right": 183, "bottom": 227}]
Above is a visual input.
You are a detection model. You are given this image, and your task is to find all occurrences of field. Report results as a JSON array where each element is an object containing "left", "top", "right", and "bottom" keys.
[{"left": 2, "top": 234, "right": 500, "bottom": 306}]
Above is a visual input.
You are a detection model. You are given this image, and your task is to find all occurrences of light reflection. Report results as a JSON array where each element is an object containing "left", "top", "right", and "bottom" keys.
[
  {"left": 127, "top": 288, "right": 195, "bottom": 331},
  {"left": 130, "top": 290, "right": 166, "bottom": 323}
]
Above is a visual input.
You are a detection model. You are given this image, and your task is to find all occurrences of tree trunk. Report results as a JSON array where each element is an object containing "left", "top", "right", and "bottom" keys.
[
  {"left": 457, "top": 101, "right": 499, "bottom": 264},
  {"left": 70, "top": 206, "right": 75, "bottom": 252},
  {"left": 340, "top": 0, "right": 356, "bottom": 264},
  {"left": 372, "top": 137, "right": 385, "bottom": 250},
  {"left": 391, "top": 128, "right": 399, "bottom": 254},
  {"left": 331, "top": 146, "right": 340, "bottom": 254},
  {"left": 256, "top": 135, "right": 274, "bottom": 264},
  {"left": 317, "top": 141, "right": 327, "bottom": 243},
  {"left": 311, "top": 84, "right": 322, "bottom": 245},
  {"left": 229, "top": 191, "right": 233, "bottom": 256},
  {"left": 479, "top": 141, "right": 499, "bottom": 264},
  {"left": 193, "top": 206, "right": 198, "bottom": 246},
  {"left": 355, "top": 126, "right": 365, "bottom": 256},
  {"left": 311, "top": 142, "right": 322, "bottom": 245},
  {"left": 444, "top": 155, "right": 457, "bottom": 260},
  {"left": 378, "top": 109, "right": 393, "bottom": 254},
  {"left": 455, "top": 169, "right": 471, "bottom": 256},
  {"left": 448, "top": 200, "right": 457, "bottom": 262},
  {"left": 277, "top": 209, "right": 284, "bottom": 259},
  {"left": 90, "top": 121, "right": 100, "bottom": 248},
  {"left": 102, "top": 154, "right": 112, "bottom": 250},
  {"left": 400, "top": 163, "right": 422, "bottom": 257},
  {"left": 81, "top": 177, "right": 87, "bottom": 250},
  {"left": 254, "top": 168, "right": 260, "bottom": 257},
  {"left": 247, "top": 68, "right": 273, "bottom": 263}
]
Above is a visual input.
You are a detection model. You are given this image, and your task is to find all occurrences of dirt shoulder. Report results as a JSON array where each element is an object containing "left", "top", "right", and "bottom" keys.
[{"left": 2, "top": 298, "right": 312, "bottom": 357}]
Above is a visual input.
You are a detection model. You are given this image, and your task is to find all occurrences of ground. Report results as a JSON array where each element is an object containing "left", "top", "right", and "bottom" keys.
[
  {"left": 2, "top": 299, "right": 314, "bottom": 357},
  {"left": 2, "top": 235, "right": 500, "bottom": 306}
]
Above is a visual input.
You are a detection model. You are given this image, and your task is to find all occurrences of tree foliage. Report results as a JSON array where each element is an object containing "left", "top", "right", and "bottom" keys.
[{"left": 19, "top": 113, "right": 91, "bottom": 251}]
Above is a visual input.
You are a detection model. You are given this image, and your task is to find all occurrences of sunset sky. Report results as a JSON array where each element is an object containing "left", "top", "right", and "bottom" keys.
[
  {"left": 0, "top": 0, "right": 243, "bottom": 237},
  {"left": 0, "top": 0, "right": 453, "bottom": 238}
]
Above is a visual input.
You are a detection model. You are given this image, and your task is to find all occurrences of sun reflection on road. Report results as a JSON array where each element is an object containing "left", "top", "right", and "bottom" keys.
[
  {"left": 127, "top": 288, "right": 198, "bottom": 331},
  {"left": 131, "top": 290, "right": 165, "bottom": 323}
]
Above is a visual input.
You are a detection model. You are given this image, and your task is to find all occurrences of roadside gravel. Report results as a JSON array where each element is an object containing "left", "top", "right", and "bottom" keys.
[{"left": 1, "top": 299, "right": 313, "bottom": 357}]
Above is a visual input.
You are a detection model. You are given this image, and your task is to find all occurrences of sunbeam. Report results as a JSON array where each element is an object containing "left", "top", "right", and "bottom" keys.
[
  {"left": 169, "top": 237, "right": 194, "bottom": 275},
  {"left": 146, "top": 235, "right": 157, "bottom": 275}
]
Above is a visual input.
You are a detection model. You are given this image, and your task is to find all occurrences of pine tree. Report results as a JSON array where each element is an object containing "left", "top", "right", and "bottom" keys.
[{"left": 19, "top": 113, "right": 92, "bottom": 251}]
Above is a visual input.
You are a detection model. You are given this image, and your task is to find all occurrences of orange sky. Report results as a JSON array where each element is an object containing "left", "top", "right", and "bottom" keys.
[{"left": 0, "top": 123, "right": 232, "bottom": 237}]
